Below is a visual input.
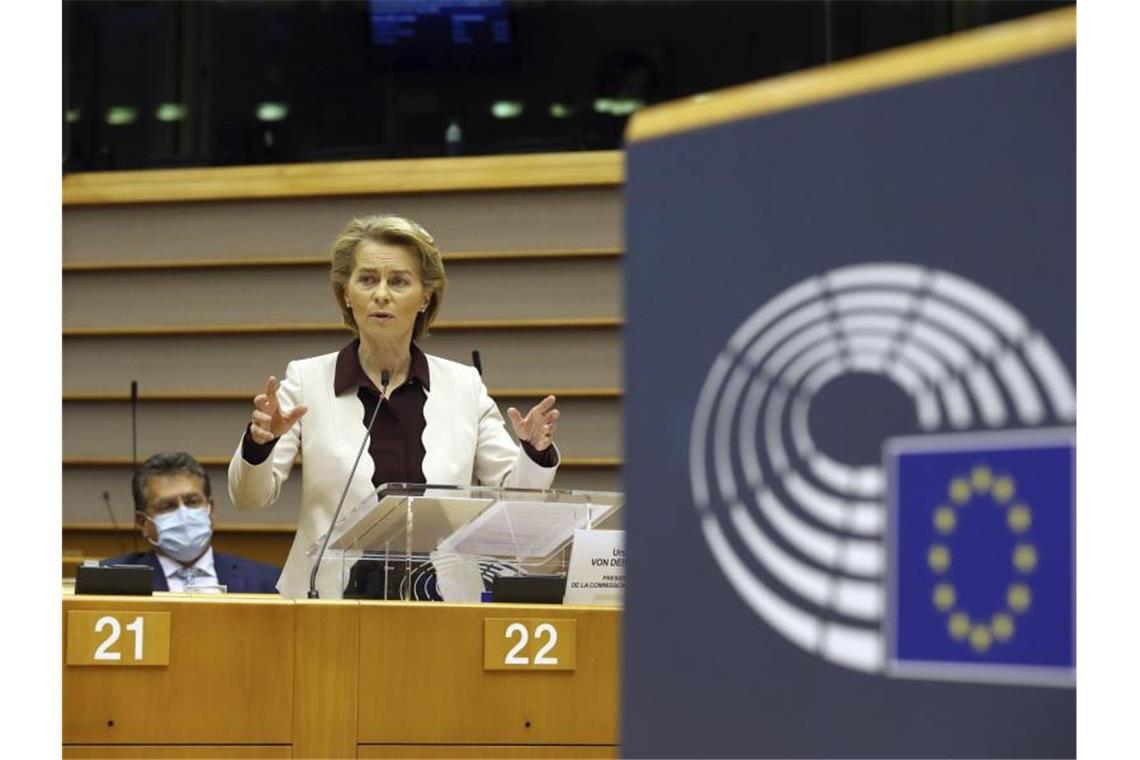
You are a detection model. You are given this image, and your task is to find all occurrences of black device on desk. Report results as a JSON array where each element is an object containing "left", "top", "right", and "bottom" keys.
[
  {"left": 75, "top": 564, "right": 153, "bottom": 596},
  {"left": 492, "top": 574, "right": 566, "bottom": 604}
]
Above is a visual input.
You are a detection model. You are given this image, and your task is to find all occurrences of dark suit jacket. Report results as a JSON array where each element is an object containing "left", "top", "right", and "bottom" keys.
[{"left": 102, "top": 550, "right": 281, "bottom": 594}]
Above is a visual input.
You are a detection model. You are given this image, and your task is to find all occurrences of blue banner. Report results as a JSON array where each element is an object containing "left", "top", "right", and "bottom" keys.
[{"left": 622, "top": 17, "right": 1075, "bottom": 758}]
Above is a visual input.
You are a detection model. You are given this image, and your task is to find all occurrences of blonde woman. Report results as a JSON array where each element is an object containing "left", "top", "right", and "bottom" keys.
[{"left": 228, "top": 215, "right": 560, "bottom": 597}]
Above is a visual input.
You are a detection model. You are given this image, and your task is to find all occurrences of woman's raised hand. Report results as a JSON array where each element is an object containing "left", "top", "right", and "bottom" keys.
[
  {"left": 249, "top": 376, "right": 308, "bottom": 444},
  {"left": 507, "top": 395, "right": 560, "bottom": 451}
]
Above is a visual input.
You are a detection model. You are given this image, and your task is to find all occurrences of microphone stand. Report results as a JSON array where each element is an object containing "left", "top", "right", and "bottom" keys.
[
  {"left": 130, "top": 380, "right": 139, "bottom": 553},
  {"left": 308, "top": 370, "right": 390, "bottom": 599}
]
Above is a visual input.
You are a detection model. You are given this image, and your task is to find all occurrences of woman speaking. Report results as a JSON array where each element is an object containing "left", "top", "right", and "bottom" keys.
[{"left": 228, "top": 215, "right": 560, "bottom": 597}]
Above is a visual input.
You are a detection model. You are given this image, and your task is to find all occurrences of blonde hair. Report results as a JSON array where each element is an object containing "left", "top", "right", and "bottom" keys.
[{"left": 329, "top": 215, "right": 448, "bottom": 340}]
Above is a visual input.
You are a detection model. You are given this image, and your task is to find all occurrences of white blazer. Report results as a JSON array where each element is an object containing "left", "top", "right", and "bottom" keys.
[{"left": 227, "top": 351, "right": 559, "bottom": 598}]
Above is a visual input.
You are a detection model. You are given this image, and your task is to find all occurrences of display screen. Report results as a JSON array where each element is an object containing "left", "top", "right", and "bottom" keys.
[{"left": 369, "top": 0, "right": 513, "bottom": 67}]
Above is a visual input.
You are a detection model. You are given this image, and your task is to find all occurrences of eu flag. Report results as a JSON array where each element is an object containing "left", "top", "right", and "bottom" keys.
[{"left": 886, "top": 429, "right": 1074, "bottom": 685}]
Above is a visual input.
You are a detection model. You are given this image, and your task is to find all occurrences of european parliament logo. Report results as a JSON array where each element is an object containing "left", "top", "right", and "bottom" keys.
[
  {"left": 689, "top": 263, "right": 1075, "bottom": 686},
  {"left": 886, "top": 430, "right": 1074, "bottom": 686}
]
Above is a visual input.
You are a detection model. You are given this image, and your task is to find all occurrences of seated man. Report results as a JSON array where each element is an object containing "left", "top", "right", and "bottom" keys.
[{"left": 104, "top": 451, "right": 281, "bottom": 593}]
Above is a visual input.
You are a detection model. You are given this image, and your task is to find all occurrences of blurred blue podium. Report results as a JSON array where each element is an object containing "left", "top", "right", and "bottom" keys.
[{"left": 622, "top": 7, "right": 1075, "bottom": 758}]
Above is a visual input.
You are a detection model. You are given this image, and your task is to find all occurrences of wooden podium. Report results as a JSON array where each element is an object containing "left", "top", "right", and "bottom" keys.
[{"left": 63, "top": 594, "right": 620, "bottom": 758}]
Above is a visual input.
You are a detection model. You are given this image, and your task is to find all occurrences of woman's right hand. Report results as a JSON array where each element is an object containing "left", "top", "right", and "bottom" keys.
[{"left": 249, "top": 376, "right": 308, "bottom": 444}]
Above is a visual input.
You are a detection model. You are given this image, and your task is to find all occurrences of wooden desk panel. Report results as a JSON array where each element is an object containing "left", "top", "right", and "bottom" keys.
[
  {"left": 356, "top": 602, "right": 621, "bottom": 746},
  {"left": 63, "top": 595, "right": 294, "bottom": 745},
  {"left": 62, "top": 596, "right": 622, "bottom": 756},
  {"left": 63, "top": 746, "right": 291, "bottom": 759},
  {"left": 292, "top": 600, "right": 359, "bottom": 759}
]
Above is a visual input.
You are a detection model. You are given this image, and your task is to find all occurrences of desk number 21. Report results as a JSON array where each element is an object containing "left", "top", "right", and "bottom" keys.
[{"left": 94, "top": 615, "right": 145, "bottom": 661}]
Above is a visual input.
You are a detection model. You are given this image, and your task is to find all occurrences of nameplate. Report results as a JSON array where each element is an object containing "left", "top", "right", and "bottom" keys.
[
  {"left": 483, "top": 618, "right": 577, "bottom": 671},
  {"left": 563, "top": 529, "right": 625, "bottom": 606},
  {"left": 66, "top": 611, "right": 171, "bottom": 667}
]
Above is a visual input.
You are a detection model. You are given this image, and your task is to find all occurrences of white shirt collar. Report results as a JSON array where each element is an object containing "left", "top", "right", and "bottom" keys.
[{"left": 156, "top": 547, "right": 218, "bottom": 591}]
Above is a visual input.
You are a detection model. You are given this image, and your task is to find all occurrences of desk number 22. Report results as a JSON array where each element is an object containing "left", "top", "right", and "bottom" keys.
[
  {"left": 504, "top": 622, "right": 558, "bottom": 666},
  {"left": 94, "top": 615, "right": 145, "bottom": 661}
]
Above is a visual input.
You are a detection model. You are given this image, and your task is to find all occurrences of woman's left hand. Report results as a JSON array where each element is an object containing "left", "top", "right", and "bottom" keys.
[{"left": 507, "top": 395, "right": 560, "bottom": 451}]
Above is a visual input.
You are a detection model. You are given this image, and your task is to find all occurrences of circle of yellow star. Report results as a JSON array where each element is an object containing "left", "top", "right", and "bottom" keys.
[
  {"left": 933, "top": 506, "right": 957, "bottom": 534},
  {"left": 1008, "top": 583, "right": 1032, "bottom": 613},
  {"left": 1013, "top": 543, "right": 1038, "bottom": 574},
  {"left": 948, "top": 612, "right": 970, "bottom": 640},
  {"left": 928, "top": 544, "right": 951, "bottom": 573},
  {"left": 971, "top": 466, "right": 993, "bottom": 491},
  {"left": 932, "top": 583, "right": 956, "bottom": 611},
  {"left": 992, "top": 613, "right": 1015, "bottom": 642},
  {"left": 970, "top": 625, "right": 993, "bottom": 652},
  {"left": 992, "top": 476, "right": 1016, "bottom": 503},
  {"left": 949, "top": 478, "right": 972, "bottom": 504},
  {"left": 1007, "top": 504, "right": 1032, "bottom": 533}
]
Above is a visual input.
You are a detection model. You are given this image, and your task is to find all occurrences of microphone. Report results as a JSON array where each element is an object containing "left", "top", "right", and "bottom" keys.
[
  {"left": 129, "top": 380, "right": 139, "bottom": 552},
  {"left": 102, "top": 490, "right": 129, "bottom": 554},
  {"left": 308, "top": 368, "right": 391, "bottom": 599},
  {"left": 130, "top": 380, "right": 139, "bottom": 468},
  {"left": 471, "top": 350, "right": 482, "bottom": 377}
]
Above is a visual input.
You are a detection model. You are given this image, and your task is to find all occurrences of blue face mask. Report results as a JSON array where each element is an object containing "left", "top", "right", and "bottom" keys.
[{"left": 147, "top": 505, "right": 212, "bottom": 563}]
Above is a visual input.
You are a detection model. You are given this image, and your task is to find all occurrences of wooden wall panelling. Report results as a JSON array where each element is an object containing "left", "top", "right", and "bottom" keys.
[
  {"left": 62, "top": 464, "right": 304, "bottom": 526},
  {"left": 63, "top": 170, "right": 627, "bottom": 538},
  {"left": 63, "top": 524, "right": 296, "bottom": 569},
  {"left": 63, "top": 318, "right": 621, "bottom": 337},
  {"left": 61, "top": 462, "right": 621, "bottom": 526},
  {"left": 63, "top": 187, "right": 622, "bottom": 263},
  {"left": 63, "top": 256, "right": 623, "bottom": 327},
  {"left": 62, "top": 329, "right": 622, "bottom": 392},
  {"left": 63, "top": 396, "right": 622, "bottom": 460},
  {"left": 62, "top": 248, "right": 622, "bottom": 272}
]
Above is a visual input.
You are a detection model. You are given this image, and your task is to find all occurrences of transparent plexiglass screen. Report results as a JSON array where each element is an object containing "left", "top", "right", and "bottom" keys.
[{"left": 306, "top": 484, "right": 622, "bottom": 601}]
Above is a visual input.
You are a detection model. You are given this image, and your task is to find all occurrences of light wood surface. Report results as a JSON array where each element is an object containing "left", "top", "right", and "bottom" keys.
[
  {"left": 63, "top": 595, "right": 294, "bottom": 744},
  {"left": 63, "top": 151, "right": 624, "bottom": 206},
  {"left": 358, "top": 746, "right": 618, "bottom": 759},
  {"left": 63, "top": 248, "right": 623, "bottom": 272},
  {"left": 63, "top": 746, "right": 291, "bottom": 759},
  {"left": 357, "top": 602, "right": 620, "bottom": 745},
  {"left": 293, "top": 601, "right": 360, "bottom": 760},
  {"left": 626, "top": 6, "right": 1076, "bottom": 142}
]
